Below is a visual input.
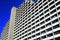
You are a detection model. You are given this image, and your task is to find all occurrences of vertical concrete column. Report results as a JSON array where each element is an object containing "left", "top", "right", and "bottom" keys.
[{"left": 8, "top": 7, "right": 17, "bottom": 40}]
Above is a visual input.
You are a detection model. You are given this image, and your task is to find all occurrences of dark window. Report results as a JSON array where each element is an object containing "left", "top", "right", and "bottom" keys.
[
  {"left": 36, "top": 28, "right": 40, "bottom": 31},
  {"left": 44, "top": 5, "right": 48, "bottom": 10},
  {"left": 58, "top": 12, "right": 60, "bottom": 16},
  {"left": 41, "top": 25, "right": 45, "bottom": 29},
  {"left": 47, "top": 33, "right": 53, "bottom": 37},
  {"left": 47, "top": 27, "right": 52, "bottom": 32},
  {"left": 32, "top": 30, "right": 35, "bottom": 33},
  {"left": 36, "top": 33, "right": 40, "bottom": 36},
  {"left": 55, "top": 37, "right": 60, "bottom": 40},
  {"left": 40, "top": 17, "right": 44, "bottom": 20},
  {"left": 36, "top": 24, "right": 40, "bottom": 27},
  {"left": 39, "top": 5, "right": 42, "bottom": 9},
  {"left": 41, "top": 30, "right": 45, "bottom": 34},
  {"left": 40, "top": 21, "right": 45, "bottom": 25},
  {"left": 48, "top": 0, "right": 51, "bottom": 2},
  {"left": 28, "top": 37, "right": 31, "bottom": 40},
  {"left": 46, "top": 22, "right": 51, "bottom": 27},
  {"left": 32, "top": 26, "right": 35, "bottom": 29},
  {"left": 28, "top": 32, "right": 31, "bottom": 35},
  {"left": 35, "top": 16, "right": 39, "bottom": 19},
  {"left": 57, "top": 7, "right": 60, "bottom": 10},
  {"left": 45, "top": 13, "right": 50, "bottom": 17},
  {"left": 50, "top": 5, "right": 55, "bottom": 10},
  {"left": 53, "top": 24, "right": 60, "bottom": 29},
  {"left": 37, "top": 37, "right": 41, "bottom": 40},
  {"left": 52, "top": 19, "right": 58, "bottom": 24},
  {"left": 56, "top": 1, "right": 60, "bottom": 6},
  {"left": 45, "top": 18, "right": 50, "bottom": 22},
  {"left": 32, "top": 35, "right": 35, "bottom": 38},
  {"left": 32, "top": 19, "right": 35, "bottom": 22},
  {"left": 54, "top": 30, "right": 60, "bottom": 35},
  {"left": 39, "top": 2, "right": 42, "bottom": 6},
  {"left": 50, "top": 9, "right": 56, "bottom": 14},
  {"left": 24, "top": 38, "right": 27, "bottom": 40},
  {"left": 49, "top": 1, "right": 54, "bottom": 6},
  {"left": 41, "top": 35, "right": 46, "bottom": 39},
  {"left": 39, "top": 9, "right": 43, "bottom": 13},
  {"left": 32, "top": 23, "right": 35, "bottom": 25},
  {"left": 36, "top": 20, "right": 39, "bottom": 23},
  {"left": 51, "top": 14, "right": 57, "bottom": 19},
  {"left": 43, "top": 0, "right": 46, "bottom": 2},
  {"left": 43, "top": 1, "right": 48, "bottom": 6},
  {"left": 50, "top": 39, "right": 54, "bottom": 40},
  {"left": 44, "top": 9, "right": 49, "bottom": 13},
  {"left": 39, "top": 13, "right": 43, "bottom": 17}
]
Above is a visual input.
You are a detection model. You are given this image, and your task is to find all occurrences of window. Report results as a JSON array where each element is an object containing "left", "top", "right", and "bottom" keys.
[
  {"left": 48, "top": 0, "right": 51, "bottom": 2},
  {"left": 35, "top": 16, "right": 39, "bottom": 19},
  {"left": 32, "top": 19, "right": 35, "bottom": 22},
  {"left": 40, "top": 17, "right": 44, "bottom": 20},
  {"left": 47, "top": 27, "right": 52, "bottom": 32},
  {"left": 36, "top": 33, "right": 40, "bottom": 36},
  {"left": 50, "top": 39, "right": 54, "bottom": 40},
  {"left": 55, "top": 37, "right": 60, "bottom": 40},
  {"left": 41, "top": 35, "right": 46, "bottom": 39},
  {"left": 28, "top": 37, "right": 31, "bottom": 40},
  {"left": 24, "top": 38, "right": 27, "bottom": 40},
  {"left": 50, "top": 5, "right": 55, "bottom": 10},
  {"left": 36, "top": 24, "right": 40, "bottom": 27},
  {"left": 52, "top": 19, "right": 58, "bottom": 24},
  {"left": 35, "top": 13, "right": 39, "bottom": 16},
  {"left": 44, "top": 9, "right": 49, "bottom": 13},
  {"left": 51, "top": 14, "right": 57, "bottom": 19},
  {"left": 32, "top": 15, "right": 35, "bottom": 18},
  {"left": 43, "top": 1, "right": 48, "bottom": 6},
  {"left": 44, "top": 5, "right": 48, "bottom": 10},
  {"left": 41, "top": 30, "right": 45, "bottom": 34},
  {"left": 43, "top": 0, "right": 46, "bottom": 2},
  {"left": 53, "top": 24, "right": 60, "bottom": 29},
  {"left": 39, "top": 5, "right": 42, "bottom": 9},
  {"left": 32, "top": 23, "right": 35, "bottom": 25},
  {"left": 58, "top": 12, "right": 60, "bottom": 16},
  {"left": 56, "top": 1, "right": 60, "bottom": 6},
  {"left": 37, "top": 37, "right": 41, "bottom": 40},
  {"left": 46, "top": 22, "right": 51, "bottom": 27},
  {"left": 32, "top": 35, "right": 35, "bottom": 38},
  {"left": 32, "top": 30, "right": 35, "bottom": 33},
  {"left": 57, "top": 7, "right": 60, "bottom": 10},
  {"left": 41, "top": 25, "right": 45, "bottom": 29},
  {"left": 36, "top": 28, "right": 40, "bottom": 31},
  {"left": 45, "top": 13, "right": 50, "bottom": 17},
  {"left": 45, "top": 18, "right": 50, "bottom": 22},
  {"left": 39, "top": 2, "right": 42, "bottom": 6},
  {"left": 28, "top": 32, "right": 31, "bottom": 35},
  {"left": 39, "top": 9, "right": 43, "bottom": 13},
  {"left": 36, "top": 20, "right": 39, "bottom": 23},
  {"left": 50, "top": 9, "right": 56, "bottom": 14},
  {"left": 49, "top": 1, "right": 54, "bottom": 6},
  {"left": 32, "top": 26, "right": 35, "bottom": 29},
  {"left": 40, "top": 21, "right": 45, "bottom": 25},
  {"left": 39, "top": 13, "right": 43, "bottom": 17},
  {"left": 54, "top": 30, "right": 60, "bottom": 35},
  {"left": 47, "top": 33, "right": 53, "bottom": 37}
]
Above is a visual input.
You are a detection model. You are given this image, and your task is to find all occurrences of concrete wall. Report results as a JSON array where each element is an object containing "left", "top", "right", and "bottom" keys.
[{"left": 8, "top": 7, "right": 17, "bottom": 40}]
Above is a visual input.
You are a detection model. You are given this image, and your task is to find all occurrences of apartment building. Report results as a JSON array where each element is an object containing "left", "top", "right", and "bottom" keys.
[{"left": 14, "top": 0, "right": 60, "bottom": 40}]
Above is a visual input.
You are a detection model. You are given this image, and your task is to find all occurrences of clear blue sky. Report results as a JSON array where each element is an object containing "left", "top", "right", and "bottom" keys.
[{"left": 0, "top": 0, "right": 24, "bottom": 36}]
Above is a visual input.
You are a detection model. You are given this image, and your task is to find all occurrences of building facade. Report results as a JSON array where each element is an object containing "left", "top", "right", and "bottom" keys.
[
  {"left": 14, "top": 0, "right": 60, "bottom": 40},
  {"left": 2, "top": 0, "right": 60, "bottom": 40},
  {"left": 2, "top": 20, "right": 10, "bottom": 40}
]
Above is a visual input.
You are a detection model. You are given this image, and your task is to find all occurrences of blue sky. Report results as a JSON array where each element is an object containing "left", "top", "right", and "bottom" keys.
[{"left": 0, "top": 0, "right": 24, "bottom": 36}]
